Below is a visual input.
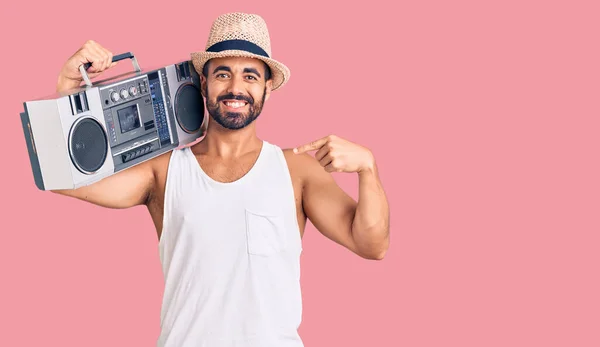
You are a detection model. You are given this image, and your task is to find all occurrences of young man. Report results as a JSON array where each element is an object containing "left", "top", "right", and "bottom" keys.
[{"left": 54, "top": 12, "right": 389, "bottom": 347}]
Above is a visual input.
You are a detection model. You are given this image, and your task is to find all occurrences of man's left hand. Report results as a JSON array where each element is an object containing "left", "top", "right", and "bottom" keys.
[{"left": 293, "top": 135, "right": 375, "bottom": 173}]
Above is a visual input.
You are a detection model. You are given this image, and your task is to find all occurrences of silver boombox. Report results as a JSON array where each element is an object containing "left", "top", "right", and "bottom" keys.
[{"left": 20, "top": 52, "right": 206, "bottom": 190}]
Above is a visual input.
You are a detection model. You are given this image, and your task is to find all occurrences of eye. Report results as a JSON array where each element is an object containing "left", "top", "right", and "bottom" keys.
[
  {"left": 216, "top": 73, "right": 229, "bottom": 79},
  {"left": 245, "top": 75, "right": 258, "bottom": 81}
]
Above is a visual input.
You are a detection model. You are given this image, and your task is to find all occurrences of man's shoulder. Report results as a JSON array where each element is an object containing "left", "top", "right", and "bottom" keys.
[
  {"left": 144, "top": 148, "right": 175, "bottom": 180},
  {"left": 281, "top": 147, "right": 310, "bottom": 166},
  {"left": 279, "top": 146, "right": 322, "bottom": 180}
]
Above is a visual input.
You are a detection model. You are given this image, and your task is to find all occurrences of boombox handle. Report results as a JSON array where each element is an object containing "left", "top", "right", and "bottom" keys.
[{"left": 79, "top": 52, "right": 141, "bottom": 87}]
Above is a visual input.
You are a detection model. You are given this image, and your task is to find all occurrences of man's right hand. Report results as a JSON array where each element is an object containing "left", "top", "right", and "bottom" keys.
[
  {"left": 56, "top": 40, "right": 117, "bottom": 93},
  {"left": 52, "top": 39, "right": 158, "bottom": 210}
]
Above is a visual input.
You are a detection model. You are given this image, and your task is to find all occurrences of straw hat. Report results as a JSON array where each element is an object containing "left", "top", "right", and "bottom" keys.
[{"left": 191, "top": 12, "right": 290, "bottom": 90}]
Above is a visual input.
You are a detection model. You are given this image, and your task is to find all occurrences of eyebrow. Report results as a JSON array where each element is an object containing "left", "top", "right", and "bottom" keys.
[
  {"left": 211, "top": 66, "right": 262, "bottom": 78},
  {"left": 212, "top": 65, "right": 231, "bottom": 74},
  {"left": 243, "top": 67, "right": 261, "bottom": 78}
]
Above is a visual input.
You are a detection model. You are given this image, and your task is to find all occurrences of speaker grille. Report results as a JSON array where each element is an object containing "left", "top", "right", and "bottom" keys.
[
  {"left": 175, "top": 83, "right": 204, "bottom": 134},
  {"left": 69, "top": 117, "right": 108, "bottom": 174}
]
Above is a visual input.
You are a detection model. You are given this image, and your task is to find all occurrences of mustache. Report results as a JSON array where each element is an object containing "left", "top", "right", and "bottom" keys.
[{"left": 217, "top": 93, "right": 254, "bottom": 105}]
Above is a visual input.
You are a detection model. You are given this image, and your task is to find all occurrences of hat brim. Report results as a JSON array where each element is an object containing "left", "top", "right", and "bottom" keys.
[{"left": 191, "top": 50, "right": 290, "bottom": 91}]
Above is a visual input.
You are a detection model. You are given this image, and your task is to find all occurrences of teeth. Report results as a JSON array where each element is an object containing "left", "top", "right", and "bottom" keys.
[{"left": 225, "top": 101, "right": 245, "bottom": 108}]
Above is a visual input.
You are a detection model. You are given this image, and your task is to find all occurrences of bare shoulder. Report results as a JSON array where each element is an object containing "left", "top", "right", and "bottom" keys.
[
  {"left": 147, "top": 149, "right": 174, "bottom": 196},
  {"left": 282, "top": 148, "right": 310, "bottom": 176},
  {"left": 148, "top": 148, "right": 173, "bottom": 173},
  {"left": 281, "top": 147, "right": 331, "bottom": 187}
]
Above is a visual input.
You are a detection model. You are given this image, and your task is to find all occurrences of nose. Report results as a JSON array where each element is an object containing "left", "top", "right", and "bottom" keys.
[{"left": 226, "top": 75, "right": 245, "bottom": 96}]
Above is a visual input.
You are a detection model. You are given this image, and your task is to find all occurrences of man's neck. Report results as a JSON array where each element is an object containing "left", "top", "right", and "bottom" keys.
[{"left": 192, "top": 121, "right": 262, "bottom": 159}]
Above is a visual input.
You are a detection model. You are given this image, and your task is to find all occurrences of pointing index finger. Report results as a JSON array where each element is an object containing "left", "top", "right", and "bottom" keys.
[{"left": 294, "top": 137, "right": 328, "bottom": 154}]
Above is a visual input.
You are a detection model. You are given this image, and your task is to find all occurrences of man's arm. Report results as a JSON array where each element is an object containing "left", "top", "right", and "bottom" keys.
[
  {"left": 351, "top": 161, "right": 390, "bottom": 259},
  {"left": 51, "top": 39, "right": 156, "bottom": 209},
  {"left": 52, "top": 159, "right": 156, "bottom": 209},
  {"left": 292, "top": 135, "right": 390, "bottom": 260}
]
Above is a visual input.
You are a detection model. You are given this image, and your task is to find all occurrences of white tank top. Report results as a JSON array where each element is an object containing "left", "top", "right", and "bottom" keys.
[{"left": 157, "top": 140, "right": 304, "bottom": 347}]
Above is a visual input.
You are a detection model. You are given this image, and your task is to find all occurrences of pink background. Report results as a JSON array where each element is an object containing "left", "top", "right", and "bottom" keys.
[{"left": 1, "top": 0, "right": 599, "bottom": 346}]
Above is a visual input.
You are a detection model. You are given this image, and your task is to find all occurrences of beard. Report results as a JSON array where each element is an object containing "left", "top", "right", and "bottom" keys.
[{"left": 205, "top": 87, "right": 267, "bottom": 130}]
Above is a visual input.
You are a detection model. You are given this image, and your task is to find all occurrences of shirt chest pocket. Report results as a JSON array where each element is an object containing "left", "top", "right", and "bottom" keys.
[{"left": 245, "top": 208, "right": 288, "bottom": 256}]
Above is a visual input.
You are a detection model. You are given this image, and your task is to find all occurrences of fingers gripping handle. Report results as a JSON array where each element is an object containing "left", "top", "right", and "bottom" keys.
[{"left": 78, "top": 52, "right": 141, "bottom": 87}]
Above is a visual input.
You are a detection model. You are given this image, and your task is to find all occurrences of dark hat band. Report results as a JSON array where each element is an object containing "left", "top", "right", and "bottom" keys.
[{"left": 206, "top": 39, "right": 270, "bottom": 58}]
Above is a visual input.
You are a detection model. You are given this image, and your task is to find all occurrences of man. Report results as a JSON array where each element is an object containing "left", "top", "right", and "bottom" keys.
[{"left": 54, "top": 12, "right": 389, "bottom": 347}]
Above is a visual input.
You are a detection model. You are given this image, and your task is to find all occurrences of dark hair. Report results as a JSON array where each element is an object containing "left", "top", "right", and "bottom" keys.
[{"left": 202, "top": 59, "right": 272, "bottom": 81}]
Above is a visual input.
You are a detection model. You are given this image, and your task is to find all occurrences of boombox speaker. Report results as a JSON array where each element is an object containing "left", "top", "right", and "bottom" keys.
[{"left": 20, "top": 52, "right": 206, "bottom": 191}]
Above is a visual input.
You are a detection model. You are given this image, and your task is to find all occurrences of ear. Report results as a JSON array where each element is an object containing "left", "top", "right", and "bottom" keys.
[
  {"left": 264, "top": 79, "right": 273, "bottom": 102},
  {"left": 200, "top": 74, "right": 207, "bottom": 97}
]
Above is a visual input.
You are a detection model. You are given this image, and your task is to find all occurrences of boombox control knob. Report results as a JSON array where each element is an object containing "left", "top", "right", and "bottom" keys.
[
  {"left": 120, "top": 89, "right": 129, "bottom": 99},
  {"left": 110, "top": 91, "right": 120, "bottom": 102},
  {"left": 129, "top": 86, "right": 138, "bottom": 96}
]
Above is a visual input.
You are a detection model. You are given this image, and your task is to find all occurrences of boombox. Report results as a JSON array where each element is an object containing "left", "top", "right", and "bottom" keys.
[{"left": 20, "top": 52, "right": 206, "bottom": 191}]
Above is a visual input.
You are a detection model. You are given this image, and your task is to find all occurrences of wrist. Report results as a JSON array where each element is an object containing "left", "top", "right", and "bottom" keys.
[
  {"left": 56, "top": 75, "right": 81, "bottom": 94},
  {"left": 358, "top": 152, "right": 376, "bottom": 175}
]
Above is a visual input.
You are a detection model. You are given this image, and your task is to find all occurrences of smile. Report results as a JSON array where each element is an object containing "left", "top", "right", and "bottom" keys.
[{"left": 222, "top": 100, "right": 248, "bottom": 109}]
